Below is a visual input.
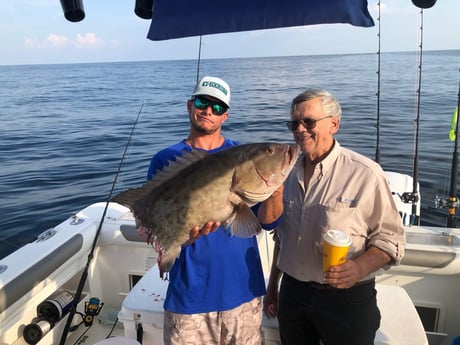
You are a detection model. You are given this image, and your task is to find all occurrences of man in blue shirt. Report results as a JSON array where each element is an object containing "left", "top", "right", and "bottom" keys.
[{"left": 147, "top": 76, "right": 283, "bottom": 345}]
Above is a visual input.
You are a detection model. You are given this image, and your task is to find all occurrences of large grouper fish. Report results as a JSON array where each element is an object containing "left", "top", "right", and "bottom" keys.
[{"left": 112, "top": 142, "right": 299, "bottom": 277}]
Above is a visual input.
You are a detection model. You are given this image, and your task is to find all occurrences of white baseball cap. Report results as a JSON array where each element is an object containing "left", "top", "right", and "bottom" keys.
[{"left": 192, "top": 76, "right": 231, "bottom": 108}]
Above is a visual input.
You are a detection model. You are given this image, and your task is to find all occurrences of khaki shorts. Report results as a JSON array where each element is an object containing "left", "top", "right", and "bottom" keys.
[{"left": 164, "top": 297, "right": 263, "bottom": 345}]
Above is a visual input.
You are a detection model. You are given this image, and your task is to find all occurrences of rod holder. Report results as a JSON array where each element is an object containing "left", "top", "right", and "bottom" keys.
[
  {"left": 411, "top": 0, "right": 437, "bottom": 9},
  {"left": 60, "top": 0, "right": 85, "bottom": 22},
  {"left": 135, "top": 0, "right": 153, "bottom": 19}
]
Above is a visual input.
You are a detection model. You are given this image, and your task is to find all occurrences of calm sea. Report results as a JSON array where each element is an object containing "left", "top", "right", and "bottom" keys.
[{"left": 1, "top": 50, "right": 459, "bottom": 259}]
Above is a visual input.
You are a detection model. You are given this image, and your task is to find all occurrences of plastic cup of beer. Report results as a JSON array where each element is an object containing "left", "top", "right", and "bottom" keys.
[{"left": 322, "top": 230, "right": 351, "bottom": 272}]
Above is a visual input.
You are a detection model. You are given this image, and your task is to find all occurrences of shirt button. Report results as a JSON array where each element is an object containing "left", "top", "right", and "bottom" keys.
[{"left": 297, "top": 236, "right": 302, "bottom": 242}]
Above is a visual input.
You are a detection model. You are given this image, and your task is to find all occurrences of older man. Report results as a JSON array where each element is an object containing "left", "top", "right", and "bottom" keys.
[{"left": 264, "top": 89, "right": 405, "bottom": 345}]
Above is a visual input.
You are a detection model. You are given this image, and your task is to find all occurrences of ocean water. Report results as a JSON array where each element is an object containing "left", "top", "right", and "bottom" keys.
[{"left": 0, "top": 50, "right": 459, "bottom": 259}]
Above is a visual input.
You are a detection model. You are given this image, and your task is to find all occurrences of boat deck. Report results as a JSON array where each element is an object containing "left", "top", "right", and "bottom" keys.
[
  {"left": 68, "top": 322, "right": 124, "bottom": 344},
  {"left": 33, "top": 317, "right": 126, "bottom": 345},
  {"left": 43, "top": 316, "right": 281, "bottom": 345}
]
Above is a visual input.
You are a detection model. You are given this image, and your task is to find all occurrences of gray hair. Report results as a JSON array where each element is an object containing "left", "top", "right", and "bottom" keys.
[{"left": 290, "top": 89, "right": 342, "bottom": 119}]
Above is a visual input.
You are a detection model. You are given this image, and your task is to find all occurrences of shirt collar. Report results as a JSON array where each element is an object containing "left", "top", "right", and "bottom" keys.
[
  {"left": 297, "top": 139, "right": 341, "bottom": 176},
  {"left": 318, "top": 139, "right": 341, "bottom": 175}
]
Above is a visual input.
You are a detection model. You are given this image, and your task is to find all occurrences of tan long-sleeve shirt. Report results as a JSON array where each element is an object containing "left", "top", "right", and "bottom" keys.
[{"left": 276, "top": 141, "right": 405, "bottom": 283}]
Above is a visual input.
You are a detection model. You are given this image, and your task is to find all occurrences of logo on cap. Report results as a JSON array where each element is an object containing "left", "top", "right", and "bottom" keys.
[{"left": 202, "top": 81, "right": 228, "bottom": 96}]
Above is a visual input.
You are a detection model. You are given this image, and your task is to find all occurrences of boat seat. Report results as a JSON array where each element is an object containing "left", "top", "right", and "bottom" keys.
[
  {"left": 384, "top": 171, "right": 420, "bottom": 225},
  {"left": 263, "top": 284, "right": 429, "bottom": 345},
  {"left": 119, "top": 266, "right": 428, "bottom": 345},
  {"left": 374, "top": 284, "right": 428, "bottom": 345}
]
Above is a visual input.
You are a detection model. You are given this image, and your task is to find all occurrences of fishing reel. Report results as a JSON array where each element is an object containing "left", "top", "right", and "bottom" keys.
[
  {"left": 392, "top": 191, "right": 419, "bottom": 204},
  {"left": 434, "top": 195, "right": 460, "bottom": 210},
  {"left": 83, "top": 297, "right": 104, "bottom": 327},
  {"left": 23, "top": 290, "right": 75, "bottom": 344}
]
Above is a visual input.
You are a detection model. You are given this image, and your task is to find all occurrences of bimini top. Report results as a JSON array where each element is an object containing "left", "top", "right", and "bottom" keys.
[{"left": 146, "top": 0, "right": 375, "bottom": 41}]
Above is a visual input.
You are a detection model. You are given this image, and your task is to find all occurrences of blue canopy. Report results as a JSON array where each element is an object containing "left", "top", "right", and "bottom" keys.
[{"left": 147, "top": 0, "right": 374, "bottom": 41}]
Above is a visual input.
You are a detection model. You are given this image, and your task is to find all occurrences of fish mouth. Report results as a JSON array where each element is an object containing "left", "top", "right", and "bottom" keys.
[
  {"left": 281, "top": 144, "right": 300, "bottom": 176},
  {"left": 254, "top": 144, "right": 299, "bottom": 187}
]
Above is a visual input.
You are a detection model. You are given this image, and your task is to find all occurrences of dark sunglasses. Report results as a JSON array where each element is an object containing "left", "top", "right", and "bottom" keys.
[
  {"left": 193, "top": 96, "right": 228, "bottom": 116},
  {"left": 286, "top": 115, "right": 332, "bottom": 131}
]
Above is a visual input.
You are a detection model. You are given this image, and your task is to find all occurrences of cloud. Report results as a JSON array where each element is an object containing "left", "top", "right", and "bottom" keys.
[
  {"left": 75, "top": 33, "right": 102, "bottom": 47},
  {"left": 23, "top": 32, "right": 103, "bottom": 49},
  {"left": 47, "top": 34, "right": 69, "bottom": 47}
]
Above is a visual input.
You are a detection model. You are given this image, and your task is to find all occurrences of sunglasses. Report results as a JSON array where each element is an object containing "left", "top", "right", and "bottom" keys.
[
  {"left": 193, "top": 96, "right": 228, "bottom": 116},
  {"left": 286, "top": 115, "right": 332, "bottom": 131}
]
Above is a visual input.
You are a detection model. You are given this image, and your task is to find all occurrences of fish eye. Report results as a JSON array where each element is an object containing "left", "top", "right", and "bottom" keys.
[{"left": 266, "top": 148, "right": 274, "bottom": 154}]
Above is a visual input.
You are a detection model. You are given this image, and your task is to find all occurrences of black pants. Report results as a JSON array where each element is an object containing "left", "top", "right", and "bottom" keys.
[{"left": 278, "top": 274, "right": 380, "bottom": 345}]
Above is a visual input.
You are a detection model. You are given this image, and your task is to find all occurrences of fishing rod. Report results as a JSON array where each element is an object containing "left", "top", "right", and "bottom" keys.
[
  {"left": 408, "top": 0, "right": 438, "bottom": 226},
  {"left": 374, "top": 1, "right": 382, "bottom": 164},
  {"left": 408, "top": 7, "right": 429, "bottom": 226},
  {"left": 446, "top": 72, "right": 460, "bottom": 228},
  {"left": 58, "top": 103, "right": 145, "bottom": 345}
]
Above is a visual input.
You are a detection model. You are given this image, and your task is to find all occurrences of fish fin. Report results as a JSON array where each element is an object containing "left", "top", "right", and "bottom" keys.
[
  {"left": 155, "top": 148, "right": 209, "bottom": 182},
  {"left": 112, "top": 148, "right": 209, "bottom": 210},
  {"left": 111, "top": 185, "right": 152, "bottom": 210},
  {"left": 229, "top": 203, "right": 262, "bottom": 238},
  {"left": 221, "top": 220, "right": 232, "bottom": 233},
  {"left": 158, "top": 246, "right": 182, "bottom": 278}
]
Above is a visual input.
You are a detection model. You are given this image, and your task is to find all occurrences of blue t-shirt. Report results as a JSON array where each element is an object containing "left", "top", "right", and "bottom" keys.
[{"left": 147, "top": 138, "right": 279, "bottom": 314}]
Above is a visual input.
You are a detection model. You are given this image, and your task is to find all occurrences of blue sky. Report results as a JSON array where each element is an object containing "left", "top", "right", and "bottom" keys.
[{"left": 0, "top": 0, "right": 458, "bottom": 66}]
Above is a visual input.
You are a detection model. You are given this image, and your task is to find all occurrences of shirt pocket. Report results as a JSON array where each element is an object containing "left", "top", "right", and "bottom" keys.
[{"left": 313, "top": 203, "right": 367, "bottom": 257}]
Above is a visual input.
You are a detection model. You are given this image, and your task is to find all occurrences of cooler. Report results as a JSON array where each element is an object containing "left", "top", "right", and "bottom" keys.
[{"left": 118, "top": 266, "right": 169, "bottom": 345}]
